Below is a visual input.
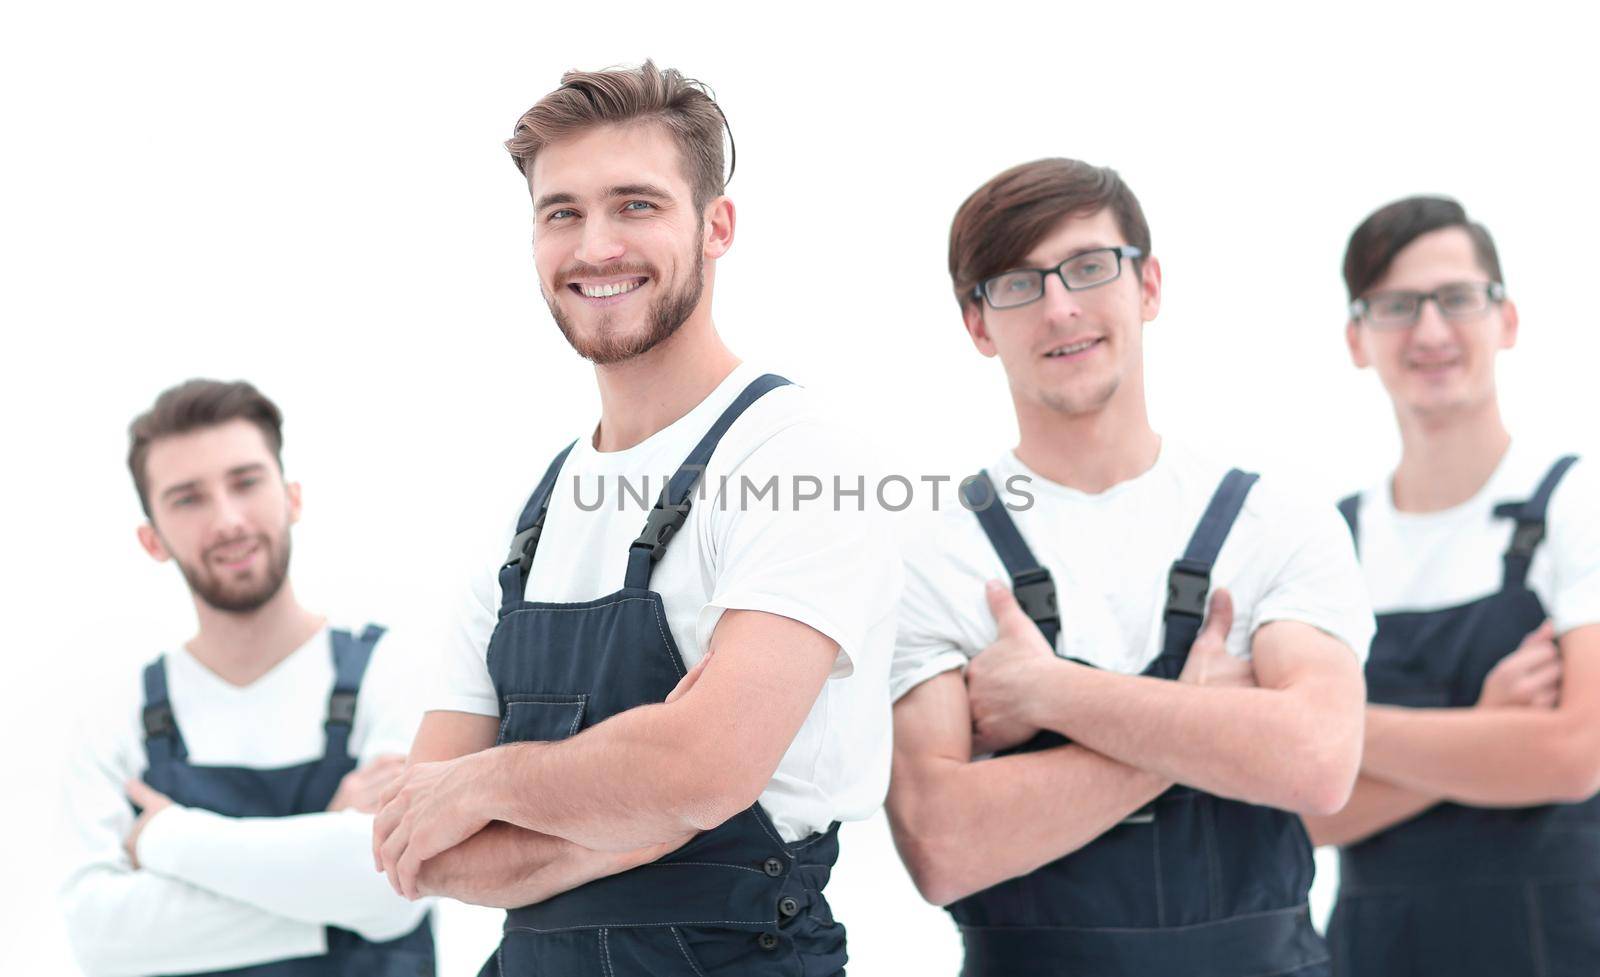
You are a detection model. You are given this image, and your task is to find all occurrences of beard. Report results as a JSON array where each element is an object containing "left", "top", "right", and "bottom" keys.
[
  {"left": 546, "top": 247, "right": 705, "bottom": 366},
  {"left": 176, "top": 531, "right": 292, "bottom": 614}
]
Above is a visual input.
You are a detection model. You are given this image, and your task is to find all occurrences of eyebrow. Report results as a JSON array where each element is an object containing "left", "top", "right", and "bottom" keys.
[
  {"left": 534, "top": 183, "right": 674, "bottom": 213},
  {"left": 157, "top": 463, "right": 269, "bottom": 502},
  {"left": 1021, "top": 243, "right": 1120, "bottom": 268}
]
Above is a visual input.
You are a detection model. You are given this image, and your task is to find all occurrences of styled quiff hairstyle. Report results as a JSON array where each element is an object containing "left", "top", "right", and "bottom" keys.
[
  {"left": 1342, "top": 195, "right": 1503, "bottom": 301},
  {"left": 505, "top": 60, "right": 728, "bottom": 211},
  {"left": 949, "top": 158, "right": 1151, "bottom": 310},
  {"left": 127, "top": 379, "right": 285, "bottom": 518}
]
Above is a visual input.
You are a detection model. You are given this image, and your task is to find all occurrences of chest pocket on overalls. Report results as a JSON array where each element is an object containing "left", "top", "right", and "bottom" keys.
[{"left": 498, "top": 693, "right": 588, "bottom": 745}]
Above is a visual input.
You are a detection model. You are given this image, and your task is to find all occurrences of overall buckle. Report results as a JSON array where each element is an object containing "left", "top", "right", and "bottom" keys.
[
  {"left": 1165, "top": 560, "right": 1211, "bottom": 618},
  {"left": 1010, "top": 568, "right": 1059, "bottom": 626},
  {"left": 633, "top": 502, "right": 690, "bottom": 563}
]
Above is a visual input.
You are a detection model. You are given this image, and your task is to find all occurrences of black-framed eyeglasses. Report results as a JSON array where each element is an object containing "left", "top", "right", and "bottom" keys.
[
  {"left": 1349, "top": 281, "right": 1506, "bottom": 330},
  {"left": 973, "top": 246, "right": 1144, "bottom": 310}
]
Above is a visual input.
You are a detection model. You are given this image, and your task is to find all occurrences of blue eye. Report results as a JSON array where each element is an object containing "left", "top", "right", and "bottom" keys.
[
  {"left": 623, "top": 200, "right": 655, "bottom": 212},
  {"left": 547, "top": 208, "right": 576, "bottom": 221}
]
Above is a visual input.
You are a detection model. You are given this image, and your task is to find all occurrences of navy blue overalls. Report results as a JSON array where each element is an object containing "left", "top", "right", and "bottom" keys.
[
  {"left": 948, "top": 468, "right": 1328, "bottom": 977},
  {"left": 483, "top": 374, "right": 846, "bottom": 977},
  {"left": 1328, "top": 455, "right": 1600, "bottom": 976},
  {"left": 138, "top": 625, "right": 436, "bottom": 977}
]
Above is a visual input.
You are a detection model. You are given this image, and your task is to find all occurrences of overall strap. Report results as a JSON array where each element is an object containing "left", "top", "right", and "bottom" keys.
[
  {"left": 961, "top": 470, "right": 1060, "bottom": 649},
  {"left": 1496, "top": 454, "right": 1579, "bottom": 590},
  {"left": 323, "top": 625, "right": 386, "bottom": 761},
  {"left": 1161, "top": 469, "right": 1260, "bottom": 656},
  {"left": 498, "top": 440, "right": 580, "bottom": 614},
  {"left": 141, "top": 655, "right": 188, "bottom": 763},
  {"left": 1336, "top": 493, "right": 1360, "bottom": 553},
  {"left": 622, "top": 374, "right": 792, "bottom": 590}
]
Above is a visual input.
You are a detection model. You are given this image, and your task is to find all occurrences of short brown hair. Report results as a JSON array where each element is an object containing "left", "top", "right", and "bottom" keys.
[
  {"left": 506, "top": 60, "right": 729, "bottom": 212},
  {"left": 1343, "top": 195, "right": 1503, "bottom": 300},
  {"left": 949, "top": 158, "right": 1151, "bottom": 309},
  {"left": 128, "top": 379, "right": 285, "bottom": 517}
]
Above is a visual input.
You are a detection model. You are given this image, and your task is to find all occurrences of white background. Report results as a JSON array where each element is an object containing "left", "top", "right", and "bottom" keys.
[{"left": 5, "top": 1, "right": 1598, "bottom": 973}]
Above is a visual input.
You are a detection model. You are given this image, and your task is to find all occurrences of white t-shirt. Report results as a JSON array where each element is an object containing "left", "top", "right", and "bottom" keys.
[
  {"left": 58, "top": 624, "right": 430, "bottom": 977},
  {"left": 893, "top": 440, "right": 1375, "bottom": 702},
  {"left": 1346, "top": 442, "right": 1600, "bottom": 635},
  {"left": 433, "top": 362, "right": 902, "bottom": 842}
]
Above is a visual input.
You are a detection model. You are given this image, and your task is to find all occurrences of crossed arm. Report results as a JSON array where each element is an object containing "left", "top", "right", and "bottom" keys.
[
  {"left": 375, "top": 608, "right": 840, "bottom": 901},
  {"left": 887, "top": 585, "right": 1365, "bottom": 906},
  {"left": 1305, "top": 623, "right": 1600, "bottom": 847}
]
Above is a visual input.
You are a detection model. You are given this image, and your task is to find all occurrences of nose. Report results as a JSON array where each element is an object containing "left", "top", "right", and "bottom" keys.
[
  {"left": 208, "top": 493, "right": 250, "bottom": 542},
  {"left": 574, "top": 215, "right": 626, "bottom": 267},
  {"left": 1409, "top": 297, "right": 1454, "bottom": 345},
  {"left": 1039, "top": 272, "right": 1085, "bottom": 324}
]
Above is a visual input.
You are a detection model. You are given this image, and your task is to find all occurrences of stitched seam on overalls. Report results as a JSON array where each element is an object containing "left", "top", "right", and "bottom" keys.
[
  {"left": 506, "top": 919, "right": 769, "bottom": 932},
  {"left": 753, "top": 813, "right": 787, "bottom": 849},
  {"left": 670, "top": 927, "right": 710, "bottom": 977},
  {"left": 599, "top": 927, "right": 614, "bottom": 977},
  {"left": 495, "top": 942, "right": 505, "bottom": 977},
  {"left": 1236, "top": 957, "right": 1331, "bottom": 977},
  {"left": 788, "top": 830, "right": 830, "bottom": 851},
  {"left": 1524, "top": 882, "right": 1550, "bottom": 977},
  {"left": 650, "top": 860, "right": 765, "bottom": 875},
  {"left": 646, "top": 599, "right": 686, "bottom": 678},
  {"left": 1152, "top": 808, "right": 1166, "bottom": 926}
]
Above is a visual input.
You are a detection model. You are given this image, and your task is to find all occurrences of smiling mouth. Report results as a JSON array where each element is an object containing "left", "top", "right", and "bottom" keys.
[
  {"left": 569, "top": 277, "right": 648, "bottom": 299},
  {"left": 208, "top": 539, "right": 261, "bottom": 568},
  {"left": 1044, "top": 338, "right": 1103, "bottom": 358}
]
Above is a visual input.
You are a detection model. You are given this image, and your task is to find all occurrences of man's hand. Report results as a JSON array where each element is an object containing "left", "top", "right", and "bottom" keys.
[
  {"left": 1479, "top": 620, "right": 1562, "bottom": 709},
  {"left": 327, "top": 754, "right": 407, "bottom": 813},
  {"left": 966, "top": 580, "right": 1061, "bottom": 754},
  {"left": 372, "top": 752, "right": 497, "bottom": 900},
  {"left": 1177, "top": 590, "right": 1254, "bottom": 688},
  {"left": 124, "top": 779, "right": 176, "bottom": 869}
]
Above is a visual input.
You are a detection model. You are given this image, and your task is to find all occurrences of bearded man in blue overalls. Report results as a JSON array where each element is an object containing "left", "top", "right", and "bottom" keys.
[
  {"left": 1303, "top": 196, "right": 1600, "bottom": 975},
  {"left": 59, "top": 379, "right": 435, "bottom": 976},
  {"left": 372, "top": 62, "right": 901, "bottom": 977},
  {"left": 885, "top": 158, "right": 1375, "bottom": 977}
]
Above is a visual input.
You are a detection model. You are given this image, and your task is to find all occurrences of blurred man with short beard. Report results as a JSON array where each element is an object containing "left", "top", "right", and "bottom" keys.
[
  {"left": 59, "top": 379, "right": 434, "bottom": 977},
  {"left": 372, "top": 62, "right": 899, "bottom": 977}
]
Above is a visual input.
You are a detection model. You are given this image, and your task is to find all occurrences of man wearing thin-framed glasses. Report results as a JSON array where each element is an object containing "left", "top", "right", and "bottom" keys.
[
  {"left": 1304, "top": 196, "right": 1600, "bottom": 975},
  {"left": 884, "top": 157, "right": 1373, "bottom": 976}
]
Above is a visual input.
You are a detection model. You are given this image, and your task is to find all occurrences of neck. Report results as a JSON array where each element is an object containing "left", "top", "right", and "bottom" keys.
[
  {"left": 590, "top": 312, "right": 739, "bottom": 452},
  {"left": 1012, "top": 379, "right": 1161, "bottom": 494},
  {"left": 186, "top": 582, "right": 325, "bottom": 686},
  {"left": 1390, "top": 395, "right": 1511, "bottom": 512}
]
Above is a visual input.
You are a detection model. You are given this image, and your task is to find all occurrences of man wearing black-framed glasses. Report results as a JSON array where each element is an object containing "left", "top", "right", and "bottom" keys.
[
  {"left": 1305, "top": 195, "right": 1600, "bottom": 975},
  {"left": 885, "top": 157, "right": 1372, "bottom": 976}
]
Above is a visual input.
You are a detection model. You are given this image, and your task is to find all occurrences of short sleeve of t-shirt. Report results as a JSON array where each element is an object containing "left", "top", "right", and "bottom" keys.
[
  {"left": 694, "top": 418, "right": 903, "bottom": 680},
  {"left": 890, "top": 519, "right": 980, "bottom": 703},
  {"left": 1545, "top": 458, "right": 1600, "bottom": 636},
  {"left": 1245, "top": 496, "right": 1376, "bottom": 664},
  {"left": 429, "top": 541, "right": 506, "bottom": 718}
]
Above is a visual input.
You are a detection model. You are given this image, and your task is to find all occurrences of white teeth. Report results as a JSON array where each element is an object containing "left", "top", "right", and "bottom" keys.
[
  {"left": 1046, "top": 339, "right": 1098, "bottom": 357},
  {"left": 578, "top": 279, "right": 643, "bottom": 298}
]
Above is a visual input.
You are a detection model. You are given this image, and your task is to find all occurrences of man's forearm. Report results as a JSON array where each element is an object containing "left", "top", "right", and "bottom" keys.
[
  {"left": 1025, "top": 664, "right": 1355, "bottom": 813},
  {"left": 138, "top": 806, "right": 427, "bottom": 942},
  {"left": 479, "top": 701, "right": 742, "bottom": 851},
  {"left": 1301, "top": 774, "right": 1438, "bottom": 848},
  {"left": 891, "top": 744, "right": 1170, "bottom": 906},
  {"left": 1362, "top": 704, "right": 1600, "bottom": 805},
  {"left": 417, "top": 822, "right": 641, "bottom": 909}
]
